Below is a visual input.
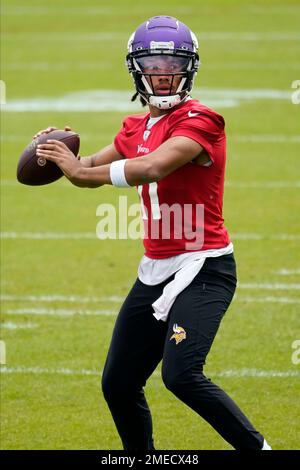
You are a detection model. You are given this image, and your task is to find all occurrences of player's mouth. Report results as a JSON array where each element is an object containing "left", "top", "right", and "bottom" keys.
[{"left": 155, "top": 85, "right": 173, "bottom": 95}]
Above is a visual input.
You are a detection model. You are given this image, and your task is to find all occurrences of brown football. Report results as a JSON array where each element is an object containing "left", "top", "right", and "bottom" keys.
[{"left": 17, "top": 130, "right": 80, "bottom": 186}]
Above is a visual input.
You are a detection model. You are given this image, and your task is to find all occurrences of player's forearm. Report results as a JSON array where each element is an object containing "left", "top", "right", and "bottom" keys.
[
  {"left": 76, "top": 158, "right": 157, "bottom": 188},
  {"left": 80, "top": 144, "right": 123, "bottom": 169},
  {"left": 80, "top": 156, "right": 95, "bottom": 168}
]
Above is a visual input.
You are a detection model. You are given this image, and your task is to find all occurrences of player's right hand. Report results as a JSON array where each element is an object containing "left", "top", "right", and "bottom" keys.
[{"left": 33, "top": 126, "right": 73, "bottom": 139}]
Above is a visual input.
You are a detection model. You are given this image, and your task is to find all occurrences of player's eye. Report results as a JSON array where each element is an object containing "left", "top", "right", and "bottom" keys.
[
  {"left": 136, "top": 56, "right": 189, "bottom": 73},
  {"left": 147, "top": 65, "right": 160, "bottom": 72},
  {"left": 169, "top": 63, "right": 180, "bottom": 71}
]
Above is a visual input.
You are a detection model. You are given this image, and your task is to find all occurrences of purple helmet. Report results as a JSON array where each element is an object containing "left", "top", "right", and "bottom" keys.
[{"left": 126, "top": 16, "right": 200, "bottom": 109}]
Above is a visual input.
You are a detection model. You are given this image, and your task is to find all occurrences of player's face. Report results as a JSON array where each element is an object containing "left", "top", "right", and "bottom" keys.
[{"left": 136, "top": 55, "right": 188, "bottom": 95}]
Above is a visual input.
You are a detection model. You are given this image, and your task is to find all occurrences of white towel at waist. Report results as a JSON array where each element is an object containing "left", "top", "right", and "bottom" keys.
[{"left": 138, "top": 243, "right": 234, "bottom": 322}]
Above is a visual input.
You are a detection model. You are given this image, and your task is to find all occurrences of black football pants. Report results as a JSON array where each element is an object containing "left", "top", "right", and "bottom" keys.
[{"left": 101, "top": 254, "right": 264, "bottom": 450}]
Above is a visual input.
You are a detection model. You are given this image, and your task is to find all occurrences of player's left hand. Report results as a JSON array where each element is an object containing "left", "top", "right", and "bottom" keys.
[{"left": 36, "top": 139, "right": 84, "bottom": 186}]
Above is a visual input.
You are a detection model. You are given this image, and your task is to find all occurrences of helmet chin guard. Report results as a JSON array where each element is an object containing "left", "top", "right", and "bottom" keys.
[
  {"left": 148, "top": 94, "right": 183, "bottom": 110},
  {"left": 126, "top": 16, "right": 200, "bottom": 110}
]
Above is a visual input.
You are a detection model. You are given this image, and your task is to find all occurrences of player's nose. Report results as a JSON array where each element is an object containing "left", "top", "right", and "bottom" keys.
[{"left": 158, "top": 75, "right": 171, "bottom": 82}]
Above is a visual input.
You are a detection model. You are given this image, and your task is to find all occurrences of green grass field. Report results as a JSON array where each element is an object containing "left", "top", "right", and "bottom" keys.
[{"left": 1, "top": 0, "right": 300, "bottom": 450}]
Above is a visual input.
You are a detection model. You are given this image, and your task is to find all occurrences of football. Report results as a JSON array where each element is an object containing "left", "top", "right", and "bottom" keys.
[{"left": 17, "top": 130, "right": 80, "bottom": 186}]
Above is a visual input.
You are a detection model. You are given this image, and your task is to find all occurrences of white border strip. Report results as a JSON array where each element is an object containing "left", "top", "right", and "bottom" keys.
[{"left": 0, "top": 366, "right": 298, "bottom": 378}]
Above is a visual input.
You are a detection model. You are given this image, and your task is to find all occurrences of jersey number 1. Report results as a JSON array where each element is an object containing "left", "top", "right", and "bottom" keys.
[{"left": 138, "top": 183, "right": 161, "bottom": 220}]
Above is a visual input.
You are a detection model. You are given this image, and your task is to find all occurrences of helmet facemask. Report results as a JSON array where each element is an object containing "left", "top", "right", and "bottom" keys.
[{"left": 127, "top": 51, "right": 199, "bottom": 109}]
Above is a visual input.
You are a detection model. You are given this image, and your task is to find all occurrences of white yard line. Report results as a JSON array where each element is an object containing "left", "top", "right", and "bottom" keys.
[
  {"left": 3, "top": 180, "right": 300, "bottom": 190},
  {"left": 226, "top": 181, "right": 300, "bottom": 188},
  {"left": 2, "top": 133, "right": 300, "bottom": 142},
  {"left": 197, "top": 32, "right": 300, "bottom": 41},
  {"left": 2, "top": 134, "right": 300, "bottom": 144},
  {"left": 214, "top": 369, "right": 300, "bottom": 378},
  {"left": 5, "top": 62, "right": 300, "bottom": 72},
  {"left": 0, "top": 365, "right": 298, "bottom": 378},
  {"left": 231, "top": 233, "right": 300, "bottom": 241},
  {"left": 2, "top": 232, "right": 300, "bottom": 241},
  {"left": 2, "top": 6, "right": 192, "bottom": 16},
  {"left": 234, "top": 296, "right": 300, "bottom": 304},
  {"left": 3, "top": 32, "right": 300, "bottom": 41},
  {"left": 1, "top": 294, "right": 123, "bottom": 303},
  {"left": 3, "top": 308, "right": 117, "bottom": 317},
  {"left": 0, "top": 366, "right": 102, "bottom": 376},
  {"left": 250, "top": 6, "right": 300, "bottom": 14},
  {"left": 206, "top": 63, "right": 300, "bottom": 70},
  {"left": 2, "top": 294, "right": 300, "bottom": 317},
  {"left": 0, "top": 87, "right": 292, "bottom": 113},
  {"left": 234, "top": 135, "right": 300, "bottom": 143},
  {"left": 238, "top": 283, "right": 300, "bottom": 290},
  {"left": 0, "top": 232, "right": 97, "bottom": 240},
  {"left": 2, "top": 7, "right": 116, "bottom": 15},
  {"left": 1, "top": 284, "right": 300, "bottom": 306},
  {"left": 275, "top": 269, "right": 300, "bottom": 276},
  {"left": 0, "top": 322, "right": 38, "bottom": 330}
]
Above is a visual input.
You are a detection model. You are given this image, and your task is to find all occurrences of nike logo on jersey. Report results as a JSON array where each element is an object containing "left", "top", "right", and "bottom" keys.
[{"left": 188, "top": 111, "right": 200, "bottom": 118}]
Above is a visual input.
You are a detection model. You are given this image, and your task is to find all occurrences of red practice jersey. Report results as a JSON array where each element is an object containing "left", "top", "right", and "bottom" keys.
[{"left": 114, "top": 98, "right": 231, "bottom": 259}]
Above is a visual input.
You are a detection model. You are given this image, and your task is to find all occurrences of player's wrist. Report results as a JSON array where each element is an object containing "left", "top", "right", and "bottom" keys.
[
  {"left": 110, "top": 159, "right": 131, "bottom": 187},
  {"left": 79, "top": 155, "right": 94, "bottom": 168}
]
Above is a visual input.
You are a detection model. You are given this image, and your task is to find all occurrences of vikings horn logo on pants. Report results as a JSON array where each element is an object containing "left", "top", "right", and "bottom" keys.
[{"left": 170, "top": 324, "right": 186, "bottom": 345}]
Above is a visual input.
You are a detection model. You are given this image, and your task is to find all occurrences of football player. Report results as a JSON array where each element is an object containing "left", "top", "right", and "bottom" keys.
[{"left": 36, "top": 16, "right": 271, "bottom": 450}]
